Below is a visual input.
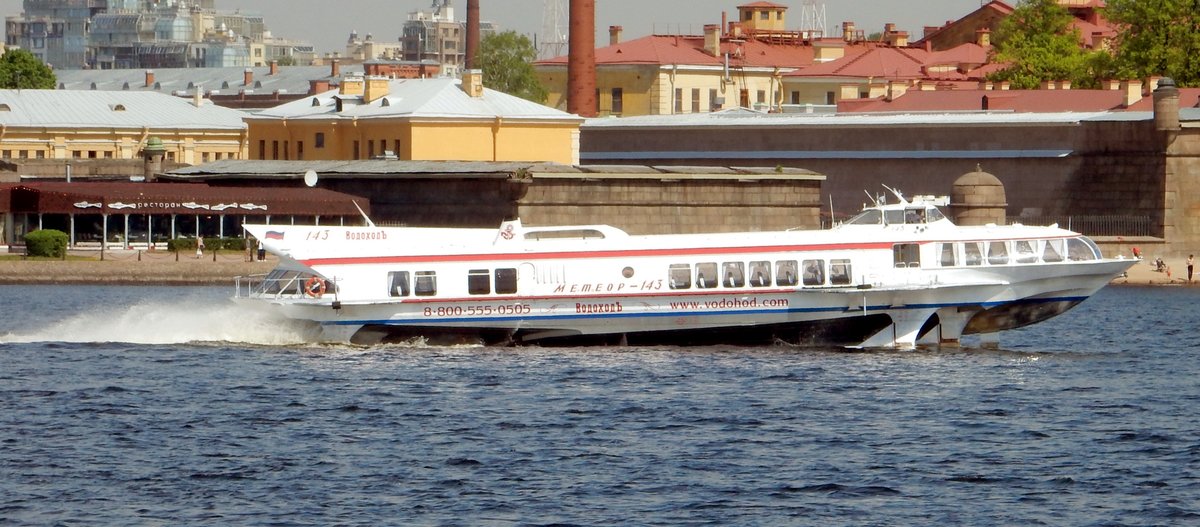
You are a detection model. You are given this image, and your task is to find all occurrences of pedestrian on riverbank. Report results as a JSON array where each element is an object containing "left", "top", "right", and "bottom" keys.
[
  {"left": 195, "top": 237, "right": 204, "bottom": 259},
  {"left": 1189, "top": 254, "right": 1195, "bottom": 283}
]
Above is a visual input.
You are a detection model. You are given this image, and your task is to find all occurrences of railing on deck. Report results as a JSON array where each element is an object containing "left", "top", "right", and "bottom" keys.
[
  {"left": 235, "top": 274, "right": 338, "bottom": 300},
  {"left": 1009, "top": 215, "right": 1157, "bottom": 237}
]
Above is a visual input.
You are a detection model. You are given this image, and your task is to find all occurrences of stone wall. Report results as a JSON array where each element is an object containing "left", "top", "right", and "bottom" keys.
[{"left": 518, "top": 177, "right": 823, "bottom": 234}]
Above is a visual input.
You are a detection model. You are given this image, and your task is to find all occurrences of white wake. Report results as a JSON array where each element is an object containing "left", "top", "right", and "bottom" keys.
[{"left": 0, "top": 300, "right": 320, "bottom": 345}]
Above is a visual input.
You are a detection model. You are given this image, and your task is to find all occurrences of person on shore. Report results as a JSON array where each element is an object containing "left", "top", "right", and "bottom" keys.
[
  {"left": 1189, "top": 254, "right": 1195, "bottom": 283},
  {"left": 195, "top": 236, "right": 205, "bottom": 259}
]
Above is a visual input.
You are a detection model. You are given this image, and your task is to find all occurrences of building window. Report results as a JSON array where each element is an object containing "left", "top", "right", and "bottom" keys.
[
  {"left": 674, "top": 88, "right": 683, "bottom": 113},
  {"left": 258, "top": 140, "right": 266, "bottom": 160},
  {"left": 367, "top": 140, "right": 375, "bottom": 159},
  {"left": 791, "top": 91, "right": 800, "bottom": 104},
  {"left": 297, "top": 141, "right": 304, "bottom": 161},
  {"left": 394, "top": 139, "right": 401, "bottom": 157},
  {"left": 826, "top": 91, "right": 835, "bottom": 104},
  {"left": 691, "top": 88, "right": 701, "bottom": 113},
  {"left": 352, "top": 140, "right": 360, "bottom": 160},
  {"left": 272, "top": 140, "right": 279, "bottom": 160},
  {"left": 709, "top": 88, "right": 718, "bottom": 111},
  {"left": 757, "top": 90, "right": 766, "bottom": 104},
  {"left": 611, "top": 88, "right": 623, "bottom": 115},
  {"left": 283, "top": 141, "right": 290, "bottom": 160},
  {"left": 315, "top": 132, "right": 325, "bottom": 148}
]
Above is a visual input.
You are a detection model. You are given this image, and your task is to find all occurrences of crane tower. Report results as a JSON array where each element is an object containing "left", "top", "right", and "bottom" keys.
[{"left": 539, "top": 0, "right": 568, "bottom": 59}]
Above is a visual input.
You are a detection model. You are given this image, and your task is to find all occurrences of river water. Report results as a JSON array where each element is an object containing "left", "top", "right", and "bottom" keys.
[{"left": 1, "top": 284, "right": 1197, "bottom": 525}]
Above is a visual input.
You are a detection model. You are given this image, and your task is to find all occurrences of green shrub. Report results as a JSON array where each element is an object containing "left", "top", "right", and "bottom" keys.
[
  {"left": 25, "top": 229, "right": 68, "bottom": 258},
  {"left": 166, "top": 237, "right": 247, "bottom": 252}
]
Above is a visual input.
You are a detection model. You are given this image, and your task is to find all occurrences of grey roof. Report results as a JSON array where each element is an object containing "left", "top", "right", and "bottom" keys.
[
  {"left": 249, "top": 78, "right": 582, "bottom": 122},
  {"left": 163, "top": 160, "right": 822, "bottom": 181},
  {"left": 164, "top": 159, "right": 555, "bottom": 180},
  {"left": 54, "top": 64, "right": 349, "bottom": 97},
  {"left": 582, "top": 110, "right": 1135, "bottom": 129},
  {"left": 0, "top": 89, "right": 248, "bottom": 129}
]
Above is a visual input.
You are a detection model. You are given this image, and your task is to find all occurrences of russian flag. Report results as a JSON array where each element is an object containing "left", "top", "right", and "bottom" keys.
[{"left": 264, "top": 230, "right": 285, "bottom": 240}]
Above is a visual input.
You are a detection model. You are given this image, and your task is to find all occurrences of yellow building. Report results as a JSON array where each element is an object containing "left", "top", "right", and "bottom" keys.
[
  {"left": 245, "top": 72, "right": 584, "bottom": 165},
  {"left": 0, "top": 89, "right": 248, "bottom": 164},
  {"left": 535, "top": 2, "right": 871, "bottom": 116}
]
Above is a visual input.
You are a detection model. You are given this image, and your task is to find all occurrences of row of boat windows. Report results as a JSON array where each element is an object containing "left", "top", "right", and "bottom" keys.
[
  {"left": 387, "top": 268, "right": 518, "bottom": 297},
  {"left": 669, "top": 259, "right": 853, "bottom": 289},
  {"left": 920, "top": 238, "right": 1098, "bottom": 268}
]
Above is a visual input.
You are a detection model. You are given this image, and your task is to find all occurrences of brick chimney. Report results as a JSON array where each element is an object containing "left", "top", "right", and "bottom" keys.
[
  {"left": 466, "top": 0, "right": 480, "bottom": 69},
  {"left": 244, "top": 68, "right": 253, "bottom": 86},
  {"left": 704, "top": 24, "right": 721, "bottom": 57},
  {"left": 609, "top": 25, "right": 623, "bottom": 46},
  {"left": 1120, "top": 79, "right": 1143, "bottom": 106},
  {"left": 144, "top": 69, "right": 155, "bottom": 87},
  {"left": 976, "top": 28, "right": 991, "bottom": 47},
  {"left": 842, "top": 21, "right": 856, "bottom": 42},
  {"left": 331, "top": 59, "right": 341, "bottom": 78},
  {"left": 364, "top": 76, "right": 390, "bottom": 102},
  {"left": 568, "top": 0, "right": 597, "bottom": 117},
  {"left": 462, "top": 69, "right": 484, "bottom": 98},
  {"left": 269, "top": 60, "right": 279, "bottom": 76}
]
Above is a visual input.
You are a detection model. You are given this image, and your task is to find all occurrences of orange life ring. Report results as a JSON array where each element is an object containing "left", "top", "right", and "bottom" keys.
[{"left": 304, "top": 276, "right": 327, "bottom": 298}]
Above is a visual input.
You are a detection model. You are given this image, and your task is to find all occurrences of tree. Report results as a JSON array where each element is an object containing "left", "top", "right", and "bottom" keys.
[
  {"left": 0, "top": 49, "right": 56, "bottom": 89},
  {"left": 988, "top": 0, "right": 1104, "bottom": 89},
  {"left": 1105, "top": 0, "right": 1200, "bottom": 87},
  {"left": 475, "top": 31, "right": 548, "bottom": 104}
]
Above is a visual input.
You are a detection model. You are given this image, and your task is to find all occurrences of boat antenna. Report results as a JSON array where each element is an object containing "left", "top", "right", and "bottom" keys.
[
  {"left": 353, "top": 200, "right": 376, "bottom": 228},
  {"left": 864, "top": 190, "right": 879, "bottom": 207},
  {"left": 882, "top": 184, "right": 906, "bottom": 204},
  {"left": 828, "top": 194, "right": 835, "bottom": 229}
]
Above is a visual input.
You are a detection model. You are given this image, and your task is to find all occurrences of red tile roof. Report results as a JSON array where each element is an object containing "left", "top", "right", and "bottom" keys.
[
  {"left": 1124, "top": 89, "right": 1200, "bottom": 111},
  {"left": 737, "top": 1, "right": 789, "bottom": 8},
  {"left": 537, "top": 34, "right": 867, "bottom": 70},
  {"left": 785, "top": 42, "right": 992, "bottom": 82},
  {"left": 840, "top": 88, "right": 1131, "bottom": 113}
]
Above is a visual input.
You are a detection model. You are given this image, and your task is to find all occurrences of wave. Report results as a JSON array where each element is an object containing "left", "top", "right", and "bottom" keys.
[{"left": 0, "top": 299, "right": 319, "bottom": 346}]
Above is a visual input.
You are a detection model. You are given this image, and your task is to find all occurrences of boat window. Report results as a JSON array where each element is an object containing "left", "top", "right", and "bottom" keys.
[
  {"left": 749, "top": 261, "right": 771, "bottom": 287},
  {"left": 830, "top": 259, "right": 852, "bottom": 285},
  {"left": 775, "top": 260, "right": 798, "bottom": 286},
  {"left": 964, "top": 242, "right": 983, "bottom": 266},
  {"left": 1067, "top": 237, "right": 1098, "bottom": 261},
  {"left": 414, "top": 271, "right": 438, "bottom": 296},
  {"left": 696, "top": 262, "right": 718, "bottom": 289},
  {"left": 1043, "top": 239, "right": 1065, "bottom": 262},
  {"left": 468, "top": 269, "right": 490, "bottom": 295},
  {"left": 893, "top": 243, "right": 920, "bottom": 268},
  {"left": 669, "top": 264, "right": 692, "bottom": 289},
  {"left": 884, "top": 209, "right": 905, "bottom": 226},
  {"left": 1014, "top": 240, "right": 1038, "bottom": 263},
  {"left": 388, "top": 271, "right": 410, "bottom": 297},
  {"left": 926, "top": 207, "right": 945, "bottom": 222},
  {"left": 904, "top": 208, "right": 926, "bottom": 224},
  {"left": 988, "top": 241, "right": 1009, "bottom": 265},
  {"left": 845, "top": 209, "right": 881, "bottom": 225},
  {"left": 524, "top": 229, "right": 606, "bottom": 240},
  {"left": 939, "top": 243, "right": 956, "bottom": 267},
  {"left": 802, "top": 259, "right": 825, "bottom": 286},
  {"left": 494, "top": 268, "right": 517, "bottom": 294},
  {"left": 723, "top": 262, "right": 745, "bottom": 288}
]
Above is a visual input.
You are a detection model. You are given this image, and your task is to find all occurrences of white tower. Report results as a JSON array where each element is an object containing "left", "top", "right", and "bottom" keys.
[
  {"left": 799, "top": 0, "right": 827, "bottom": 37},
  {"left": 539, "top": 0, "right": 568, "bottom": 59}
]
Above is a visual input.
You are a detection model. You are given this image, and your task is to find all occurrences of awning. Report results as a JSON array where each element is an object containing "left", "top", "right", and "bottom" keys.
[{"left": 0, "top": 182, "right": 370, "bottom": 216}]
